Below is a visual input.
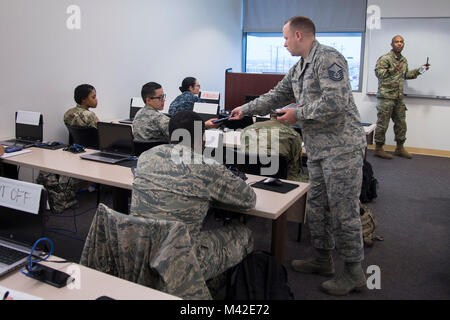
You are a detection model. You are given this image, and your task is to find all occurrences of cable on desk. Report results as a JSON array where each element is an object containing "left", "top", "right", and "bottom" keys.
[{"left": 20, "top": 237, "right": 54, "bottom": 278}]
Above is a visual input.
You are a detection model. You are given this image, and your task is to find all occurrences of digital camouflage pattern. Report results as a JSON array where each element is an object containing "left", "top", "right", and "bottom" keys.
[
  {"left": 36, "top": 171, "right": 78, "bottom": 214},
  {"left": 375, "top": 50, "right": 420, "bottom": 100},
  {"left": 240, "top": 40, "right": 366, "bottom": 161},
  {"left": 80, "top": 203, "right": 212, "bottom": 300},
  {"left": 374, "top": 98, "right": 407, "bottom": 145},
  {"left": 374, "top": 50, "right": 420, "bottom": 145},
  {"left": 307, "top": 149, "right": 364, "bottom": 262},
  {"left": 63, "top": 105, "right": 97, "bottom": 128},
  {"left": 240, "top": 40, "right": 365, "bottom": 262},
  {"left": 168, "top": 91, "right": 199, "bottom": 116},
  {"left": 130, "top": 144, "right": 255, "bottom": 280},
  {"left": 132, "top": 106, "right": 170, "bottom": 142},
  {"left": 240, "top": 118, "right": 307, "bottom": 182}
]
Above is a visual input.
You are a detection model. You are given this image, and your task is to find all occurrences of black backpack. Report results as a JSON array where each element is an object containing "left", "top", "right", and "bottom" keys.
[
  {"left": 226, "top": 250, "right": 294, "bottom": 300},
  {"left": 360, "top": 159, "right": 378, "bottom": 203}
]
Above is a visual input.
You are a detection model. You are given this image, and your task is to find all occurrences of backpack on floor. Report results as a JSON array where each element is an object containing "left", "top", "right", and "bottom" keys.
[
  {"left": 360, "top": 202, "right": 384, "bottom": 247},
  {"left": 360, "top": 159, "right": 378, "bottom": 203},
  {"left": 36, "top": 171, "right": 78, "bottom": 214},
  {"left": 226, "top": 250, "right": 294, "bottom": 300}
]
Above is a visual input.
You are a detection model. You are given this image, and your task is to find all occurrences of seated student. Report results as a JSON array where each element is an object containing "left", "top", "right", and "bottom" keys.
[
  {"left": 130, "top": 110, "right": 255, "bottom": 281},
  {"left": 240, "top": 111, "right": 308, "bottom": 182},
  {"left": 133, "top": 82, "right": 220, "bottom": 142},
  {"left": 64, "top": 84, "right": 99, "bottom": 128},
  {"left": 168, "top": 77, "right": 200, "bottom": 116},
  {"left": 132, "top": 82, "right": 171, "bottom": 142}
]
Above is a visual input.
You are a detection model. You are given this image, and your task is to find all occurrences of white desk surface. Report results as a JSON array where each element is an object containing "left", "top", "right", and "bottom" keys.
[
  {"left": 0, "top": 257, "right": 180, "bottom": 300},
  {"left": 2, "top": 147, "right": 134, "bottom": 190},
  {"left": 2, "top": 147, "right": 309, "bottom": 221}
]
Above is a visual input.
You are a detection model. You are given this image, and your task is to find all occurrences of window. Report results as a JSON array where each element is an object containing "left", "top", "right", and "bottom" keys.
[{"left": 244, "top": 32, "right": 363, "bottom": 91}]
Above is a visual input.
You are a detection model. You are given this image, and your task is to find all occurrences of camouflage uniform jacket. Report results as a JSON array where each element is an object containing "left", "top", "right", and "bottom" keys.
[
  {"left": 132, "top": 106, "right": 170, "bottom": 142},
  {"left": 130, "top": 144, "right": 256, "bottom": 243},
  {"left": 240, "top": 119, "right": 303, "bottom": 181},
  {"left": 375, "top": 50, "right": 420, "bottom": 99},
  {"left": 80, "top": 203, "right": 212, "bottom": 300},
  {"left": 240, "top": 40, "right": 366, "bottom": 161},
  {"left": 168, "top": 91, "right": 199, "bottom": 116},
  {"left": 63, "top": 105, "right": 97, "bottom": 128}
]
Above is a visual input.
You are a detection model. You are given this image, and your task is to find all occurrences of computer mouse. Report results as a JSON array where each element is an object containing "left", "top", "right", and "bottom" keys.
[
  {"left": 49, "top": 141, "right": 62, "bottom": 146},
  {"left": 263, "top": 177, "right": 282, "bottom": 186}
]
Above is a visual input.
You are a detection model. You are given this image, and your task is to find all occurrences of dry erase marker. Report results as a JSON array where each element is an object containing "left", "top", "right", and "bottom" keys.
[{"left": 2, "top": 291, "right": 9, "bottom": 300}]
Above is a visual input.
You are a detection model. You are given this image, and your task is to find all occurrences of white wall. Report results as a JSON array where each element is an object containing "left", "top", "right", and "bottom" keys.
[
  {"left": 0, "top": 0, "right": 243, "bottom": 143},
  {"left": 355, "top": 0, "right": 450, "bottom": 151}
]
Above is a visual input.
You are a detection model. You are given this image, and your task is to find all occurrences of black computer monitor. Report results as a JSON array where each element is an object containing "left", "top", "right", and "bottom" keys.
[
  {"left": 97, "top": 122, "right": 134, "bottom": 155},
  {"left": 15, "top": 112, "right": 43, "bottom": 142},
  {"left": 130, "top": 106, "right": 142, "bottom": 119}
]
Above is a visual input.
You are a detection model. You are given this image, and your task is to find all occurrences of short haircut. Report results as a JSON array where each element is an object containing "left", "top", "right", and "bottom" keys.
[
  {"left": 169, "top": 110, "right": 205, "bottom": 147},
  {"left": 179, "top": 77, "right": 197, "bottom": 93},
  {"left": 141, "top": 82, "right": 162, "bottom": 103},
  {"left": 391, "top": 35, "right": 404, "bottom": 43},
  {"left": 285, "top": 16, "right": 316, "bottom": 35},
  {"left": 74, "top": 84, "right": 95, "bottom": 104}
]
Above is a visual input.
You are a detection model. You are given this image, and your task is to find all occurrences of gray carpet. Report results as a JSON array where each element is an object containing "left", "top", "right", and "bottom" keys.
[{"left": 45, "top": 150, "right": 450, "bottom": 300}]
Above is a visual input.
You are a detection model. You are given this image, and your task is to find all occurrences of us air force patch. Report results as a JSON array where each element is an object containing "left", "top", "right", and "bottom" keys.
[{"left": 328, "top": 63, "right": 344, "bottom": 81}]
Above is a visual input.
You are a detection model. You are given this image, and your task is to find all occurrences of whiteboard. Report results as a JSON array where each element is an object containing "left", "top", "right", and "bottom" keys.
[{"left": 366, "top": 17, "right": 450, "bottom": 99}]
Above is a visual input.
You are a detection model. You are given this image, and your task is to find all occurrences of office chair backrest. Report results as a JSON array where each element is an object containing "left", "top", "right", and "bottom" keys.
[
  {"left": 66, "top": 125, "right": 99, "bottom": 149},
  {"left": 133, "top": 140, "right": 167, "bottom": 156},
  {"left": 80, "top": 204, "right": 211, "bottom": 300},
  {"left": 226, "top": 149, "right": 288, "bottom": 179}
]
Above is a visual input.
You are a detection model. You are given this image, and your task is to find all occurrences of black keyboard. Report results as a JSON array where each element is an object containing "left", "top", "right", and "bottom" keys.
[{"left": 0, "top": 246, "right": 28, "bottom": 265}]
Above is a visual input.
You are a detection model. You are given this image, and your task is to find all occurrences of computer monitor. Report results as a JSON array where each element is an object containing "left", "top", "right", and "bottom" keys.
[
  {"left": 97, "top": 122, "right": 134, "bottom": 155},
  {"left": 15, "top": 112, "right": 43, "bottom": 142}
]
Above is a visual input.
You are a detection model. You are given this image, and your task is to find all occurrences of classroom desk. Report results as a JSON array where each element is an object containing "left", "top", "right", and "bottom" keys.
[
  {"left": 2, "top": 147, "right": 310, "bottom": 264},
  {"left": 223, "top": 124, "right": 377, "bottom": 149},
  {"left": 0, "top": 257, "right": 180, "bottom": 300}
]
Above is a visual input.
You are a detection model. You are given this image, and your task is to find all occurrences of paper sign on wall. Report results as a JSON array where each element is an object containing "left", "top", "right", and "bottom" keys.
[{"left": 0, "top": 177, "right": 43, "bottom": 214}]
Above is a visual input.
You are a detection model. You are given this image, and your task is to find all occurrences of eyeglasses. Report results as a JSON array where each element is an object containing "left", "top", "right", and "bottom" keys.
[{"left": 149, "top": 94, "right": 166, "bottom": 101}]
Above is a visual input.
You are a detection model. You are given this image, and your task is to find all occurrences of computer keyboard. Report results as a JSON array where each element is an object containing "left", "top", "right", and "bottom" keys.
[{"left": 0, "top": 246, "right": 28, "bottom": 265}]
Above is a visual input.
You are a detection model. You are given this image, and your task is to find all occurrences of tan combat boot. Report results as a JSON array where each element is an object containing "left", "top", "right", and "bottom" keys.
[
  {"left": 291, "top": 249, "right": 335, "bottom": 276},
  {"left": 394, "top": 144, "right": 412, "bottom": 159},
  {"left": 374, "top": 143, "right": 393, "bottom": 159},
  {"left": 321, "top": 262, "right": 366, "bottom": 296}
]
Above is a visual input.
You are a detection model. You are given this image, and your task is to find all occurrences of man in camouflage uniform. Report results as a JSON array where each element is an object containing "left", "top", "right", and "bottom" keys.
[
  {"left": 231, "top": 16, "right": 367, "bottom": 296},
  {"left": 132, "top": 82, "right": 171, "bottom": 142},
  {"left": 374, "top": 35, "right": 430, "bottom": 159},
  {"left": 131, "top": 111, "right": 255, "bottom": 282},
  {"left": 240, "top": 112, "right": 307, "bottom": 182},
  {"left": 63, "top": 84, "right": 98, "bottom": 128}
]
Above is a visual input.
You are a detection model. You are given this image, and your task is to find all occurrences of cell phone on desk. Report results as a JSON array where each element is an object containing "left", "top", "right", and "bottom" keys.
[
  {"left": 212, "top": 116, "right": 230, "bottom": 124},
  {"left": 27, "top": 263, "right": 74, "bottom": 288}
]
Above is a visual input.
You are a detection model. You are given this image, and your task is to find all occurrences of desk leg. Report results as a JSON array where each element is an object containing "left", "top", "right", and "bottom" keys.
[
  {"left": 271, "top": 211, "right": 287, "bottom": 265},
  {"left": 112, "top": 188, "right": 130, "bottom": 214}
]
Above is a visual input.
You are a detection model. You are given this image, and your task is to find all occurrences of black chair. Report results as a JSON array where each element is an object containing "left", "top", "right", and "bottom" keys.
[
  {"left": 66, "top": 125, "right": 99, "bottom": 149},
  {"left": 133, "top": 140, "right": 167, "bottom": 156}
]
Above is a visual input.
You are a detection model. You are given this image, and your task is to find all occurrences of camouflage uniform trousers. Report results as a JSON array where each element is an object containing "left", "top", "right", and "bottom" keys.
[
  {"left": 194, "top": 222, "right": 253, "bottom": 281},
  {"left": 374, "top": 98, "right": 407, "bottom": 145},
  {"left": 306, "top": 149, "right": 364, "bottom": 263}
]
